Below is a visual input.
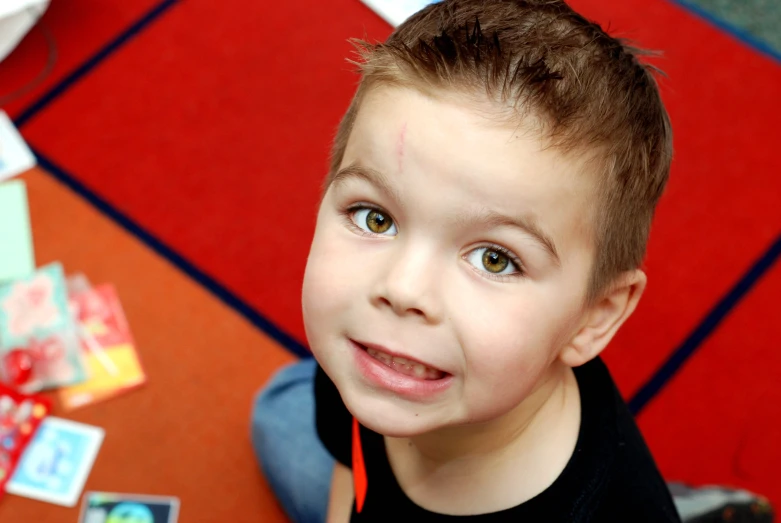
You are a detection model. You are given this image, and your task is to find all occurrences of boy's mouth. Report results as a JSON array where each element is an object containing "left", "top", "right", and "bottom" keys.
[{"left": 353, "top": 340, "right": 446, "bottom": 381}]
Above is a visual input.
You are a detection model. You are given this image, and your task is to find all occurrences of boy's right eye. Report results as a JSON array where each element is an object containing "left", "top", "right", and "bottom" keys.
[{"left": 349, "top": 207, "right": 398, "bottom": 236}]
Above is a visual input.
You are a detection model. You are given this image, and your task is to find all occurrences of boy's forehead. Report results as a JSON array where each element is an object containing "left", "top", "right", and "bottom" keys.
[
  {"left": 356, "top": 84, "right": 517, "bottom": 134},
  {"left": 345, "top": 85, "right": 594, "bottom": 190},
  {"left": 340, "top": 85, "right": 598, "bottom": 253}
]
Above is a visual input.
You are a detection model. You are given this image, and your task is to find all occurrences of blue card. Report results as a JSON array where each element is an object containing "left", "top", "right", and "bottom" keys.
[{"left": 6, "top": 417, "right": 104, "bottom": 506}]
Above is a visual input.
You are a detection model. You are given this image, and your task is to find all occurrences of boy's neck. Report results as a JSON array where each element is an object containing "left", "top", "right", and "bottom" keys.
[{"left": 385, "top": 361, "right": 581, "bottom": 515}]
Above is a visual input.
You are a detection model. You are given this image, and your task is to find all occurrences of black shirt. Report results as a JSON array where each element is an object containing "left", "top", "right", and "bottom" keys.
[{"left": 315, "top": 357, "right": 682, "bottom": 522}]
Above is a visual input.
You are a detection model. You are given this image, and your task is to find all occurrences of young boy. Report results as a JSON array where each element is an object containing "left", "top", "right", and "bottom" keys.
[{"left": 250, "top": 1, "right": 771, "bottom": 522}]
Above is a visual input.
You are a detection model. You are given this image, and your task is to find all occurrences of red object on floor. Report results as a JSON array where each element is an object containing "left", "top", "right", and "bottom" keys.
[{"left": 2, "top": 349, "right": 34, "bottom": 387}]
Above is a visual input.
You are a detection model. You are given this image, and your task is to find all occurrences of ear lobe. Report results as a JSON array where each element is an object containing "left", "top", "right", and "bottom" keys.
[{"left": 560, "top": 269, "right": 647, "bottom": 368}]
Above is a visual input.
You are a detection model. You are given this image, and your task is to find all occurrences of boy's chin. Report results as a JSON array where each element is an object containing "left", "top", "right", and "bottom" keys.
[{"left": 344, "top": 395, "right": 446, "bottom": 438}]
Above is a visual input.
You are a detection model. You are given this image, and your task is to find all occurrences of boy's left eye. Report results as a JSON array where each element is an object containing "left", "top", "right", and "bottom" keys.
[
  {"left": 465, "top": 247, "right": 520, "bottom": 277},
  {"left": 350, "top": 207, "right": 398, "bottom": 236}
]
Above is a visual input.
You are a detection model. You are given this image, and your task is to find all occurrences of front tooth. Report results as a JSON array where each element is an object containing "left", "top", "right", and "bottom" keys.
[
  {"left": 392, "top": 356, "right": 410, "bottom": 366},
  {"left": 366, "top": 348, "right": 440, "bottom": 377}
]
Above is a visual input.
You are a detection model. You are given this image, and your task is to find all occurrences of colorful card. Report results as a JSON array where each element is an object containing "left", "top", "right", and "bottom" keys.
[
  {"left": 0, "top": 180, "right": 35, "bottom": 283},
  {"left": 6, "top": 417, "right": 104, "bottom": 506},
  {"left": 59, "top": 284, "right": 146, "bottom": 410},
  {"left": 79, "top": 492, "right": 180, "bottom": 523},
  {"left": 66, "top": 273, "right": 93, "bottom": 296},
  {"left": 0, "top": 263, "right": 87, "bottom": 392},
  {"left": 359, "top": 0, "right": 439, "bottom": 27},
  {"left": 0, "top": 384, "right": 50, "bottom": 499}
]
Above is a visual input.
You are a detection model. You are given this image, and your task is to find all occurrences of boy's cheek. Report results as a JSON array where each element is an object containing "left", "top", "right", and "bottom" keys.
[
  {"left": 457, "top": 347, "right": 558, "bottom": 422},
  {"left": 464, "top": 340, "right": 539, "bottom": 387},
  {"left": 303, "top": 260, "right": 358, "bottom": 312},
  {"left": 302, "top": 258, "right": 343, "bottom": 328},
  {"left": 456, "top": 308, "right": 566, "bottom": 381},
  {"left": 302, "top": 234, "right": 360, "bottom": 342}
]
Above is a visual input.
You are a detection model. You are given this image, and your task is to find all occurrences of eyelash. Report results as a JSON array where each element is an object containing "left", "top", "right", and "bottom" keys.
[
  {"left": 340, "top": 203, "right": 389, "bottom": 238},
  {"left": 339, "top": 203, "right": 526, "bottom": 281},
  {"left": 467, "top": 244, "right": 526, "bottom": 282}
]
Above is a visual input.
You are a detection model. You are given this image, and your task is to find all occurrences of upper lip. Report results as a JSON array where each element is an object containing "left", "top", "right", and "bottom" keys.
[{"left": 352, "top": 339, "right": 447, "bottom": 373}]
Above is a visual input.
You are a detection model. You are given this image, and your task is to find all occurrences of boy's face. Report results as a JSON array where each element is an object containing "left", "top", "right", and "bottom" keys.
[{"left": 303, "top": 86, "right": 598, "bottom": 437}]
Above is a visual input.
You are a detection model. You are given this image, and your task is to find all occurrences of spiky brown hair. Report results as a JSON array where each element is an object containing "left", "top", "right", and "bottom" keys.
[{"left": 327, "top": 0, "right": 673, "bottom": 302}]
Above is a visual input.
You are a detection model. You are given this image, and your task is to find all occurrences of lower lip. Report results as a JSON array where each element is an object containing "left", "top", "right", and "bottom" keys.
[{"left": 350, "top": 340, "right": 453, "bottom": 400}]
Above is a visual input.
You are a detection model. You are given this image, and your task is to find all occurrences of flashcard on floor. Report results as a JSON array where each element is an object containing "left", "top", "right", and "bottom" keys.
[
  {"left": 60, "top": 284, "right": 147, "bottom": 410},
  {"left": 0, "top": 180, "right": 35, "bottom": 283},
  {"left": 0, "top": 111, "right": 36, "bottom": 182},
  {"left": 359, "top": 0, "right": 440, "bottom": 27},
  {"left": 79, "top": 492, "right": 180, "bottom": 523},
  {"left": 6, "top": 417, "right": 104, "bottom": 506},
  {"left": 0, "top": 263, "right": 88, "bottom": 392}
]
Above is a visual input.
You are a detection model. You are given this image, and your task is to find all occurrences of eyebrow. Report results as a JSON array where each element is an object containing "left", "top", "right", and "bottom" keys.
[
  {"left": 457, "top": 208, "right": 561, "bottom": 266},
  {"left": 332, "top": 162, "right": 560, "bottom": 265},
  {"left": 331, "top": 162, "right": 402, "bottom": 204}
]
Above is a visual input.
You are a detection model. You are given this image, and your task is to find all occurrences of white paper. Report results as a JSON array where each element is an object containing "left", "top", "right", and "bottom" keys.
[
  {"left": 0, "top": 110, "right": 36, "bottom": 181},
  {"left": 360, "top": 0, "right": 440, "bottom": 27},
  {"left": 0, "top": 0, "right": 50, "bottom": 63}
]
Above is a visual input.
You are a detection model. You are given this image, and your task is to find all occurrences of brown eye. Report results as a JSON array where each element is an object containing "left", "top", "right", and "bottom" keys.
[
  {"left": 482, "top": 249, "right": 509, "bottom": 273},
  {"left": 366, "top": 210, "right": 393, "bottom": 233},
  {"left": 350, "top": 207, "right": 397, "bottom": 235}
]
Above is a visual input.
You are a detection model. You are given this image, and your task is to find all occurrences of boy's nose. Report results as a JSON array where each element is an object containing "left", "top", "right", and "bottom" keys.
[{"left": 369, "top": 241, "right": 444, "bottom": 324}]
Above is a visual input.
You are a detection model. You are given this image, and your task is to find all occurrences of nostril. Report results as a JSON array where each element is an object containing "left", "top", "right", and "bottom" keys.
[{"left": 380, "top": 297, "right": 424, "bottom": 317}]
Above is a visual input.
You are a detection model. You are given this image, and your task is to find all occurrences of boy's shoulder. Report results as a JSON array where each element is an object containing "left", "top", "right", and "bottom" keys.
[{"left": 314, "top": 358, "right": 682, "bottom": 522}]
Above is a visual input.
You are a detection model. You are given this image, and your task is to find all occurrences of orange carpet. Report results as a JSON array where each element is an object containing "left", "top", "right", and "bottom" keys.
[{"left": 0, "top": 168, "right": 294, "bottom": 522}]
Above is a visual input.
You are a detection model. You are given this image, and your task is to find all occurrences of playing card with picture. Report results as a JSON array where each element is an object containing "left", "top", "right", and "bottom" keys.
[
  {"left": 79, "top": 492, "right": 180, "bottom": 523},
  {"left": 6, "top": 416, "right": 104, "bottom": 506},
  {"left": 0, "top": 263, "right": 87, "bottom": 392},
  {"left": 59, "top": 284, "right": 146, "bottom": 410}
]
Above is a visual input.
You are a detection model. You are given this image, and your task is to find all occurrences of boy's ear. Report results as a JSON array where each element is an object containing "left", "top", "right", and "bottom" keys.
[{"left": 559, "top": 269, "right": 647, "bottom": 368}]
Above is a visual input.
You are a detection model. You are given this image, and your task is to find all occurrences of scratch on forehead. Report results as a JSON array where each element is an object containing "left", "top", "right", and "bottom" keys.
[{"left": 396, "top": 122, "right": 407, "bottom": 174}]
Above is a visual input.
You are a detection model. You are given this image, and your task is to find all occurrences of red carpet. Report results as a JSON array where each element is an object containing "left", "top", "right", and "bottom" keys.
[
  {"left": 641, "top": 260, "right": 781, "bottom": 500},
  {"left": 0, "top": 0, "right": 161, "bottom": 117},
  {"left": 1, "top": 0, "right": 780, "bottom": 510}
]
